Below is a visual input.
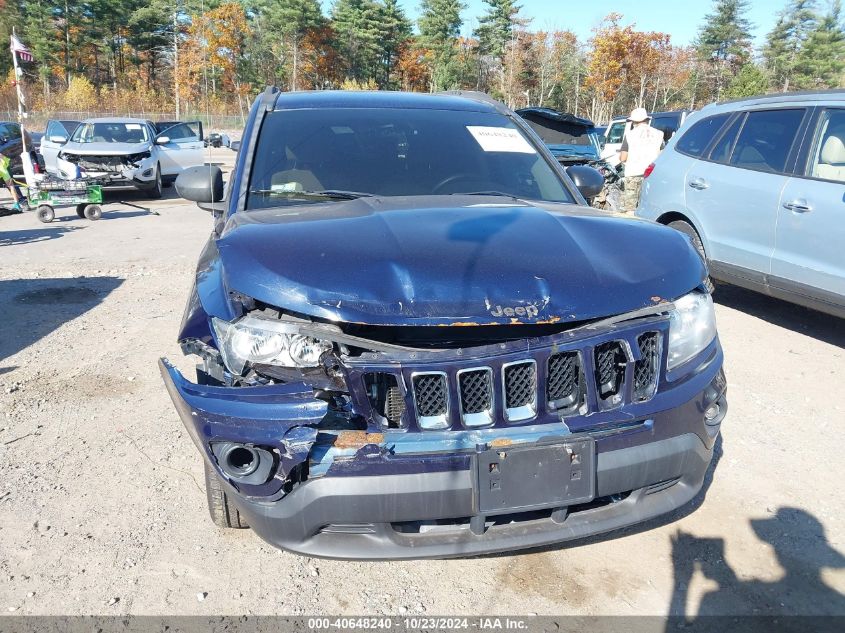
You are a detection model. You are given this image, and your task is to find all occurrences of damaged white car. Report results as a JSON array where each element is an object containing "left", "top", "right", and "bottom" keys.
[{"left": 51, "top": 117, "right": 204, "bottom": 198}]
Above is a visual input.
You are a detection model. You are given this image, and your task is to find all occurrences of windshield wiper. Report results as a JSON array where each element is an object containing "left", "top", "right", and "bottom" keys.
[
  {"left": 449, "top": 191, "right": 519, "bottom": 199},
  {"left": 249, "top": 189, "right": 374, "bottom": 200}
]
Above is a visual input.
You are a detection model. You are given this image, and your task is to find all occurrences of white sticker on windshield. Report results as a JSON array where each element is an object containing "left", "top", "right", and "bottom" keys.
[
  {"left": 125, "top": 124, "right": 142, "bottom": 130},
  {"left": 466, "top": 126, "right": 536, "bottom": 154}
]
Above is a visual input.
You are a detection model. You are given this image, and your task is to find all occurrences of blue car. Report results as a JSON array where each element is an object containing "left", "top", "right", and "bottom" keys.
[{"left": 161, "top": 89, "right": 727, "bottom": 560}]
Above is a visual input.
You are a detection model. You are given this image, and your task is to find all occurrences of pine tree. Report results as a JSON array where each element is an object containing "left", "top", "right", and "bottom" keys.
[
  {"left": 724, "top": 63, "right": 770, "bottom": 98},
  {"left": 263, "top": 0, "right": 324, "bottom": 91},
  {"left": 378, "top": 0, "right": 412, "bottom": 88},
  {"left": 332, "top": 0, "right": 384, "bottom": 83},
  {"left": 695, "top": 0, "right": 753, "bottom": 99},
  {"left": 763, "top": 0, "right": 818, "bottom": 91},
  {"left": 418, "top": 0, "right": 465, "bottom": 91},
  {"left": 475, "top": 0, "right": 522, "bottom": 58},
  {"left": 793, "top": 0, "right": 845, "bottom": 88}
]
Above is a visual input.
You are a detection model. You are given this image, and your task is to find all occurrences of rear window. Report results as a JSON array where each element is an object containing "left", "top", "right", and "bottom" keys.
[
  {"left": 651, "top": 115, "right": 681, "bottom": 143},
  {"left": 675, "top": 113, "right": 731, "bottom": 157},
  {"left": 729, "top": 108, "right": 805, "bottom": 173}
]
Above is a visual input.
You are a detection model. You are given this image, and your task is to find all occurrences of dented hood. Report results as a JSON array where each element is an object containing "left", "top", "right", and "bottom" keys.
[{"left": 216, "top": 197, "right": 705, "bottom": 326}]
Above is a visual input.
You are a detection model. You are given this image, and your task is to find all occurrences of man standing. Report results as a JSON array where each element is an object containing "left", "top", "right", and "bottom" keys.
[{"left": 619, "top": 107, "right": 664, "bottom": 213}]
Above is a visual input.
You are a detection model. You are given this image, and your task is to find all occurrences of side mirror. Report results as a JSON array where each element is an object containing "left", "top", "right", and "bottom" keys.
[
  {"left": 49, "top": 135, "right": 68, "bottom": 144},
  {"left": 566, "top": 165, "right": 605, "bottom": 201},
  {"left": 155, "top": 135, "right": 170, "bottom": 145},
  {"left": 175, "top": 165, "right": 225, "bottom": 211},
  {"left": 229, "top": 141, "right": 240, "bottom": 152}
]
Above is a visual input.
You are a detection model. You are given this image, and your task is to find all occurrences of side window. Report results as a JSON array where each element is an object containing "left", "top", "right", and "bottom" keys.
[
  {"left": 729, "top": 108, "right": 805, "bottom": 173},
  {"left": 606, "top": 121, "right": 625, "bottom": 144},
  {"left": 708, "top": 115, "right": 744, "bottom": 164},
  {"left": 0, "top": 123, "right": 8, "bottom": 139},
  {"left": 808, "top": 109, "right": 845, "bottom": 183},
  {"left": 159, "top": 122, "right": 200, "bottom": 142},
  {"left": 675, "top": 113, "right": 731, "bottom": 157}
]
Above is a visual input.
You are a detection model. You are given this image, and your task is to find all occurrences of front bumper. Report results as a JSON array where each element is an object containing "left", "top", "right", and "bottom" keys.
[
  {"left": 160, "top": 336, "right": 726, "bottom": 559},
  {"left": 223, "top": 432, "right": 714, "bottom": 560}
]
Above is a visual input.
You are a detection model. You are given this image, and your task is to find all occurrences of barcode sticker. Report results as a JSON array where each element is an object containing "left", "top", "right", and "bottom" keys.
[{"left": 466, "top": 126, "right": 536, "bottom": 154}]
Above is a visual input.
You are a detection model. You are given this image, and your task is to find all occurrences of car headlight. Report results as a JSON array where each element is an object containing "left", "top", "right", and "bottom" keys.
[
  {"left": 667, "top": 292, "right": 717, "bottom": 370},
  {"left": 212, "top": 315, "right": 333, "bottom": 375}
]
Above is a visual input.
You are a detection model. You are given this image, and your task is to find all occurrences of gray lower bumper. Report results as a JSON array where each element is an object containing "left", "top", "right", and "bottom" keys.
[{"left": 229, "top": 432, "right": 714, "bottom": 560}]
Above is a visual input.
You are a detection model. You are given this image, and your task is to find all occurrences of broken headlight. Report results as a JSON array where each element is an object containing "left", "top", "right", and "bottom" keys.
[
  {"left": 212, "top": 315, "right": 333, "bottom": 375},
  {"left": 126, "top": 150, "right": 152, "bottom": 164},
  {"left": 667, "top": 291, "right": 717, "bottom": 370}
]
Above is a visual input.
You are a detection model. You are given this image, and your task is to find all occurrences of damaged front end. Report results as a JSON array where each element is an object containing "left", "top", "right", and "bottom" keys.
[
  {"left": 160, "top": 288, "right": 726, "bottom": 559},
  {"left": 58, "top": 150, "right": 153, "bottom": 182}
]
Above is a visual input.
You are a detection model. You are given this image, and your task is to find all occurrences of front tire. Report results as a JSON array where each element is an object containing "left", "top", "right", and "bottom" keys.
[
  {"left": 148, "top": 165, "right": 163, "bottom": 199},
  {"left": 668, "top": 220, "right": 714, "bottom": 294},
  {"left": 204, "top": 461, "right": 249, "bottom": 529}
]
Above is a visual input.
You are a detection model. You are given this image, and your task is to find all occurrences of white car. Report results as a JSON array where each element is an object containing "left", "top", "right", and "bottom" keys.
[{"left": 48, "top": 117, "right": 204, "bottom": 198}]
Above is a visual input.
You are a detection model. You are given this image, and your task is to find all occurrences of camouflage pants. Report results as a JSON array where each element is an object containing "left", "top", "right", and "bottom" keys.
[{"left": 621, "top": 176, "right": 643, "bottom": 213}]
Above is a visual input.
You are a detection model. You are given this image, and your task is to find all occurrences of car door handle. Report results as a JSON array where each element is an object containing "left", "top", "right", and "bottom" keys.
[
  {"left": 688, "top": 178, "right": 709, "bottom": 190},
  {"left": 783, "top": 199, "right": 812, "bottom": 212}
]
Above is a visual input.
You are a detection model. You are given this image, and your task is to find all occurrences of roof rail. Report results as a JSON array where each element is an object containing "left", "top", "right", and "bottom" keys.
[
  {"left": 437, "top": 90, "right": 511, "bottom": 114},
  {"left": 261, "top": 85, "right": 280, "bottom": 111},
  {"left": 704, "top": 88, "right": 845, "bottom": 108}
]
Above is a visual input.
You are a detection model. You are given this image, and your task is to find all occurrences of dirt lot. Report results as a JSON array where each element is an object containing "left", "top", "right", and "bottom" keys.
[{"left": 1, "top": 151, "right": 843, "bottom": 616}]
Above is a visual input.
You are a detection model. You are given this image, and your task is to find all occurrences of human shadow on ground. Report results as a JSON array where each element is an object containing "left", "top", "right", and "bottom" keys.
[{"left": 668, "top": 507, "right": 845, "bottom": 625}]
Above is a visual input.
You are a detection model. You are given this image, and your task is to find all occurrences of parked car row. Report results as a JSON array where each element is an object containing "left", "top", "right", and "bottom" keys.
[{"left": 637, "top": 90, "right": 845, "bottom": 319}]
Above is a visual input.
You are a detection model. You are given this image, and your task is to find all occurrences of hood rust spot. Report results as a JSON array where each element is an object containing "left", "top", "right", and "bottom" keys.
[{"left": 490, "top": 438, "right": 513, "bottom": 448}]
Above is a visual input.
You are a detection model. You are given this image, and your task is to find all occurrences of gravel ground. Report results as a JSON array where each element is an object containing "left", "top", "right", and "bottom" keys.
[{"left": 1, "top": 151, "right": 843, "bottom": 616}]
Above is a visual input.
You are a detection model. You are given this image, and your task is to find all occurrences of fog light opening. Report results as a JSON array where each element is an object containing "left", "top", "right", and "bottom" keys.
[
  {"left": 704, "top": 403, "right": 720, "bottom": 422},
  {"left": 225, "top": 446, "right": 259, "bottom": 477}
]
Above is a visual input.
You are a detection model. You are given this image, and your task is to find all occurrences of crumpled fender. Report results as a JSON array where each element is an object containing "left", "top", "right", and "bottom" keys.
[{"left": 159, "top": 358, "right": 326, "bottom": 487}]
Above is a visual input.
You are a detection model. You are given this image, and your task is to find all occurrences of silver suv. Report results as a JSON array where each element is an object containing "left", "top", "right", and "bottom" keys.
[{"left": 637, "top": 91, "right": 845, "bottom": 318}]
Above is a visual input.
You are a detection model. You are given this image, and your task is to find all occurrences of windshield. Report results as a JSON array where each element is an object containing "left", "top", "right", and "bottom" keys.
[
  {"left": 71, "top": 122, "right": 150, "bottom": 144},
  {"left": 246, "top": 108, "right": 574, "bottom": 210}
]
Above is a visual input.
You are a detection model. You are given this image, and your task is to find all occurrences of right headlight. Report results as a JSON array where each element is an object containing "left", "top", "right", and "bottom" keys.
[
  {"left": 212, "top": 315, "right": 333, "bottom": 375},
  {"left": 667, "top": 291, "right": 717, "bottom": 370}
]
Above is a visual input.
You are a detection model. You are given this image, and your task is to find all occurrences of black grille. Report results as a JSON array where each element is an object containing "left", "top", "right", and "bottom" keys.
[
  {"left": 634, "top": 332, "right": 660, "bottom": 401},
  {"left": 547, "top": 352, "right": 581, "bottom": 410},
  {"left": 413, "top": 373, "right": 448, "bottom": 418},
  {"left": 459, "top": 369, "right": 493, "bottom": 414},
  {"left": 595, "top": 342, "right": 626, "bottom": 399},
  {"left": 504, "top": 362, "right": 536, "bottom": 409}
]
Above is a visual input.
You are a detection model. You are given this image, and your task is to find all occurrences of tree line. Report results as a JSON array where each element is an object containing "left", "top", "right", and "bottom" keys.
[{"left": 0, "top": 0, "right": 842, "bottom": 125}]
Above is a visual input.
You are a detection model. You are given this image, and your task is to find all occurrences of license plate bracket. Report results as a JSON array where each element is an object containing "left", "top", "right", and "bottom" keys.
[{"left": 474, "top": 438, "right": 595, "bottom": 514}]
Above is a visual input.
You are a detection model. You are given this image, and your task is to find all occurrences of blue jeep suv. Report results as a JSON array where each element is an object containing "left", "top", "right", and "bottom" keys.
[{"left": 160, "top": 89, "right": 727, "bottom": 559}]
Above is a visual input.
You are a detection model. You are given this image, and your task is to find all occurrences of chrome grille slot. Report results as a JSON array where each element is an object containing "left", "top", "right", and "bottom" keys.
[
  {"left": 457, "top": 367, "right": 494, "bottom": 427},
  {"left": 412, "top": 372, "right": 450, "bottom": 430},
  {"left": 633, "top": 332, "right": 660, "bottom": 402},
  {"left": 547, "top": 351, "right": 582, "bottom": 413},
  {"left": 594, "top": 342, "right": 626, "bottom": 400},
  {"left": 502, "top": 360, "right": 537, "bottom": 422}
]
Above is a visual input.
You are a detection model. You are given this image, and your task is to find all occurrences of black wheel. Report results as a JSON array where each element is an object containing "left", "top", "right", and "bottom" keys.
[
  {"left": 76, "top": 203, "right": 86, "bottom": 218},
  {"left": 204, "top": 461, "right": 249, "bottom": 529},
  {"left": 36, "top": 204, "right": 54, "bottom": 223},
  {"left": 84, "top": 204, "right": 102, "bottom": 221},
  {"left": 668, "top": 220, "right": 714, "bottom": 294},
  {"left": 149, "top": 165, "right": 163, "bottom": 199}
]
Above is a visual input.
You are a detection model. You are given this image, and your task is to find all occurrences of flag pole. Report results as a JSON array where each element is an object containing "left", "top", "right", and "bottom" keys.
[{"left": 10, "top": 27, "right": 27, "bottom": 154}]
